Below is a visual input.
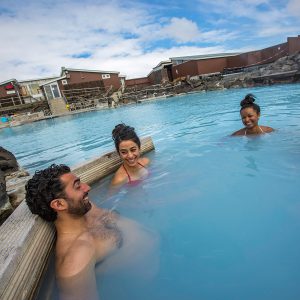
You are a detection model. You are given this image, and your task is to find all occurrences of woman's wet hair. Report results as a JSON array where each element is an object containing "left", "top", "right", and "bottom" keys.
[
  {"left": 240, "top": 94, "right": 260, "bottom": 114},
  {"left": 112, "top": 123, "right": 141, "bottom": 152}
]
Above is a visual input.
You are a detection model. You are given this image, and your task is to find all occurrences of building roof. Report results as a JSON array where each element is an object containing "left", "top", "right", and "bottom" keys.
[
  {"left": 39, "top": 76, "right": 67, "bottom": 86},
  {"left": 170, "top": 53, "right": 241, "bottom": 62},
  {"left": 147, "top": 60, "right": 172, "bottom": 76},
  {"left": 19, "top": 76, "right": 59, "bottom": 84},
  {"left": 153, "top": 60, "right": 172, "bottom": 69},
  {"left": 0, "top": 79, "right": 18, "bottom": 86},
  {"left": 60, "top": 67, "right": 119, "bottom": 77}
]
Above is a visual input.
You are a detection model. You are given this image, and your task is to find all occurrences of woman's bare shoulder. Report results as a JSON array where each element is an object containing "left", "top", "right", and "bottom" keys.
[
  {"left": 140, "top": 156, "right": 150, "bottom": 166},
  {"left": 261, "top": 125, "right": 274, "bottom": 133},
  {"left": 231, "top": 128, "right": 245, "bottom": 136},
  {"left": 111, "top": 166, "right": 127, "bottom": 187}
]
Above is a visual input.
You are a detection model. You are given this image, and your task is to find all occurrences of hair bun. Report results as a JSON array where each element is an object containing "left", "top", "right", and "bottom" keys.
[
  {"left": 240, "top": 94, "right": 256, "bottom": 107},
  {"left": 112, "top": 123, "right": 135, "bottom": 141}
]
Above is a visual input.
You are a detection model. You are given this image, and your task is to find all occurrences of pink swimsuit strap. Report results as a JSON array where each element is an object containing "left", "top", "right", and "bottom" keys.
[{"left": 123, "top": 162, "right": 145, "bottom": 183}]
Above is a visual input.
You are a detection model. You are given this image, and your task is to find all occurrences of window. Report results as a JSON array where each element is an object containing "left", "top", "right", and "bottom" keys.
[
  {"left": 102, "top": 74, "right": 111, "bottom": 79},
  {"left": 29, "top": 83, "right": 40, "bottom": 94}
]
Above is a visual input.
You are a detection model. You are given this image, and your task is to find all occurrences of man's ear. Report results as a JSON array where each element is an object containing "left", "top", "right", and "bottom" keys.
[{"left": 50, "top": 198, "right": 67, "bottom": 212}]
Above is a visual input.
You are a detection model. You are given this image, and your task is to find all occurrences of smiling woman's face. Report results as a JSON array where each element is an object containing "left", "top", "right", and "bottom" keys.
[
  {"left": 118, "top": 140, "right": 141, "bottom": 167},
  {"left": 240, "top": 107, "right": 260, "bottom": 129}
]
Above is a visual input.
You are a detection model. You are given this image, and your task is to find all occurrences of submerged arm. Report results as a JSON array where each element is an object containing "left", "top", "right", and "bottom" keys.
[{"left": 56, "top": 241, "right": 99, "bottom": 300}]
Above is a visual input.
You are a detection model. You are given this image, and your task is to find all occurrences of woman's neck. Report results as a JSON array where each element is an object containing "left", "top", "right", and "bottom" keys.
[{"left": 245, "top": 125, "right": 261, "bottom": 135}]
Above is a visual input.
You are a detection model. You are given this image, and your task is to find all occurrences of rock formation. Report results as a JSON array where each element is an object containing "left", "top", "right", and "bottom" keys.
[{"left": 0, "top": 147, "right": 30, "bottom": 225}]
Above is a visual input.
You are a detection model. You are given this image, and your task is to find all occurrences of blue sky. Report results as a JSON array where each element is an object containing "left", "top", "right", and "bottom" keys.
[{"left": 0, "top": 0, "right": 299, "bottom": 81}]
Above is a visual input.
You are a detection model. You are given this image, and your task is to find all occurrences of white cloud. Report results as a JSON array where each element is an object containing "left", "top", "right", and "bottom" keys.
[
  {"left": 0, "top": 1, "right": 237, "bottom": 81},
  {"left": 257, "top": 25, "right": 300, "bottom": 38},
  {"left": 196, "top": 0, "right": 300, "bottom": 40},
  {"left": 0, "top": 0, "right": 298, "bottom": 82},
  {"left": 159, "top": 17, "right": 201, "bottom": 43},
  {"left": 286, "top": 0, "right": 300, "bottom": 17}
]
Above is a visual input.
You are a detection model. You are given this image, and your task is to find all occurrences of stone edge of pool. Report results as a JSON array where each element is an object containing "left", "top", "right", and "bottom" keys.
[{"left": 0, "top": 136, "right": 154, "bottom": 300}]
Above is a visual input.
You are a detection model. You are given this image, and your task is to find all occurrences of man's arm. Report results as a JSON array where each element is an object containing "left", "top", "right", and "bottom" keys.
[
  {"left": 96, "top": 216, "right": 159, "bottom": 279},
  {"left": 56, "top": 241, "right": 99, "bottom": 300}
]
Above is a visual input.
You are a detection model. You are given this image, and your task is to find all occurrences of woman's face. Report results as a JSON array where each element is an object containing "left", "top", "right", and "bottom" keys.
[
  {"left": 240, "top": 107, "right": 260, "bottom": 129},
  {"left": 118, "top": 140, "right": 141, "bottom": 167}
]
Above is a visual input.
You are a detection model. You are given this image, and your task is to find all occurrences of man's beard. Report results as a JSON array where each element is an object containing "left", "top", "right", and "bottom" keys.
[{"left": 65, "top": 196, "right": 92, "bottom": 216}]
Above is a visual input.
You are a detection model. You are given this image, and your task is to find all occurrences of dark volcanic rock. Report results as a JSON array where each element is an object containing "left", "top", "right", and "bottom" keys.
[
  {"left": 0, "top": 147, "right": 30, "bottom": 225},
  {"left": 0, "top": 147, "right": 19, "bottom": 175},
  {"left": 0, "top": 170, "right": 13, "bottom": 225}
]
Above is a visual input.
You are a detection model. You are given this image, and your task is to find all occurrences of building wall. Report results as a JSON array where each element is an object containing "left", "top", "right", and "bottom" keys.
[
  {"left": 0, "top": 82, "right": 23, "bottom": 106},
  {"left": 288, "top": 36, "right": 300, "bottom": 54},
  {"left": 172, "top": 60, "right": 198, "bottom": 80},
  {"left": 102, "top": 73, "right": 121, "bottom": 90},
  {"left": 171, "top": 58, "right": 227, "bottom": 80},
  {"left": 197, "top": 57, "right": 228, "bottom": 75},
  {"left": 0, "top": 85, "right": 8, "bottom": 98},
  {"left": 66, "top": 71, "right": 121, "bottom": 91},
  {"left": 148, "top": 70, "right": 163, "bottom": 85},
  {"left": 226, "top": 42, "right": 288, "bottom": 68},
  {"left": 0, "top": 82, "right": 21, "bottom": 99},
  {"left": 125, "top": 77, "right": 151, "bottom": 88}
]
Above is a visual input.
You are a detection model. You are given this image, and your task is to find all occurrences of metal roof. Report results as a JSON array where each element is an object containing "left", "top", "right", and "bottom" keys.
[
  {"left": 170, "top": 53, "right": 241, "bottom": 62},
  {"left": 19, "top": 76, "right": 59, "bottom": 83},
  {"left": 60, "top": 67, "right": 119, "bottom": 77},
  {"left": 39, "top": 76, "right": 66, "bottom": 86},
  {"left": 0, "top": 79, "right": 18, "bottom": 86}
]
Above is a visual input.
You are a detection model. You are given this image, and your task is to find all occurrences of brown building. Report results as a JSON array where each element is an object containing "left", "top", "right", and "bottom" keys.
[
  {"left": 125, "top": 77, "right": 151, "bottom": 90},
  {"left": 170, "top": 53, "right": 239, "bottom": 81},
  {"left": 60, "top": 67, "right": 122, "bottom": 91},
  {"left": 145, "top": 35, "right": 300, "bottom": 84},
  {"left": 40, "top": 68, "right": 124, "bottom": 102},
  {"left": 0, "top": 79, "right": 24, "bottom": 109},
  {"left": 147, "top": 61, "right": 173, "bottom": 85}
]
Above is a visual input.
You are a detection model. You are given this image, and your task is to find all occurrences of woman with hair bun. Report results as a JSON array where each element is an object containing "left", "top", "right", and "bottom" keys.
[
  {"left": 111, "top": 123, "right": 150, "bottom": 187},
  {"left": 231, "top": 94, "right": 274, "bottom": 136}
]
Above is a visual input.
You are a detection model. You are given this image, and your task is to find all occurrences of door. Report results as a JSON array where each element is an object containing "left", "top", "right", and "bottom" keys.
[{"left": 44, "top": 83, "right": 61, "bottom": 100}]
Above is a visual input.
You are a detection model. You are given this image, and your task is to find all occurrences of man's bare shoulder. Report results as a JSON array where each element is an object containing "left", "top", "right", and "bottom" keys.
[{"left": 56, "top": 236, "right": 96, "bottom": 278}]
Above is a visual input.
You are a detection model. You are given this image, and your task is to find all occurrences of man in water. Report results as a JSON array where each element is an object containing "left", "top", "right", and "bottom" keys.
[{"left": 26, "top": 164, "right": 157, "bottom": 300}]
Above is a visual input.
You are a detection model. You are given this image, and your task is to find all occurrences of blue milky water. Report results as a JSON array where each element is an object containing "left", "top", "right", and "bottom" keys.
[{"left": 3, "top": 84, "right": 300, "bottom": 300}]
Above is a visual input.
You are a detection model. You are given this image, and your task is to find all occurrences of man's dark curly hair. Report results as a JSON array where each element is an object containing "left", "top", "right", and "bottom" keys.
[{"left": 25, "top": 164, "right": 71, "bottom": 222}]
